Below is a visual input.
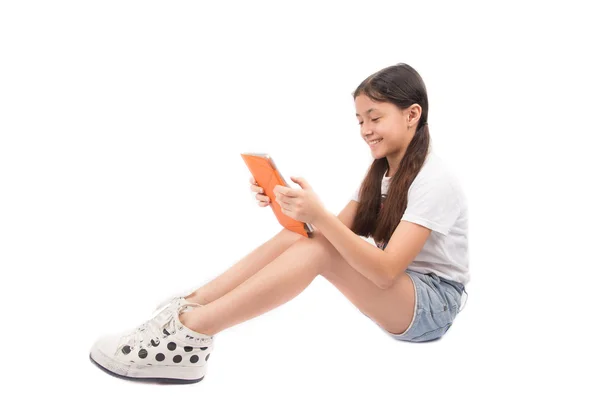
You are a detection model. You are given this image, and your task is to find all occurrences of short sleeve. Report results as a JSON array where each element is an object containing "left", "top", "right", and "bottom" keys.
[
  {"left": 351, "top": 186, "right": 360, "bottom": 203},
  {"left": 401, "top": 177, "right": 460, "bottom": 235}
]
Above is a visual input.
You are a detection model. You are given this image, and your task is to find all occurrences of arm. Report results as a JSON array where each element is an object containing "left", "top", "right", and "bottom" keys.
[
  {"left": 311, "top": 198, "right": 356, "bottom": 233},
  {"left": 314, "top": 200, "right": 431, "bottom": 289},
  {"left": 313, "top": 201, "right": 389, "bottom": 289}
]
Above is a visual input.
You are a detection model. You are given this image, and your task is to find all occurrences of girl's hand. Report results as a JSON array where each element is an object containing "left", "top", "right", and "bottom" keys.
[
  {"left": 249, "top": 176, "right": 270, "bottom": 207},
  {"left": 273, "top": 177, "right": 326, "bottom": 224}
]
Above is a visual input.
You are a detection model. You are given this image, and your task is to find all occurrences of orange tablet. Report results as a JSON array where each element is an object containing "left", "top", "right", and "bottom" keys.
[{"left": 241, "top": 153, "right": 315, "bottom": 238}]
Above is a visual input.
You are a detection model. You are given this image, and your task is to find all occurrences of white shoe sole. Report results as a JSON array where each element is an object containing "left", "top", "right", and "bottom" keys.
[{"left": 89, "top": 346, "right": 207, "bottom": 384}]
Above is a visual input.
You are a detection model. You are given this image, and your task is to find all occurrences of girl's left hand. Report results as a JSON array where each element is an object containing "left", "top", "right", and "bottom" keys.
[{"left": 273, "top": 177, "right": 326, "bottom": 224}]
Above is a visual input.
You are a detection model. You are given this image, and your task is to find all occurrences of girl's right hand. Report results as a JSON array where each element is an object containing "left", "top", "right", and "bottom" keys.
[{"left": 249, "top": 176, "right": 271, "bottom": 207}]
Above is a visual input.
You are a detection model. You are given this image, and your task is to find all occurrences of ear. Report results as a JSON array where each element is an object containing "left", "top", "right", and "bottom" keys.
[{"left": 408, "top": 104, "right": 422, "bottom": 127}]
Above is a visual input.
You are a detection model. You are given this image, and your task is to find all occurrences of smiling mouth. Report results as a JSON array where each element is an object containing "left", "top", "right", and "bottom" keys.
[{"left": 368, "top": 139, "right": 382, "bottom": 147}]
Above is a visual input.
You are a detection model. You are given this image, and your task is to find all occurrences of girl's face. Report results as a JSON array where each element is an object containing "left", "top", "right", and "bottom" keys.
[{"left": 354, "top": 94, "right": 421, "bottom": 168}]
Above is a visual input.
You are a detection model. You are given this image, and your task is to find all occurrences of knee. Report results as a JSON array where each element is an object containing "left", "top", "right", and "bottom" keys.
[
  {"left": 306, "top": 229, "right": 328, "bottom": 247},
  {"left": 288, "top": 228, "right": 333, "bottom": 255},
  {"left": 302, "top": 230, "right": 338, "bottom": 274},
  {"left": 275, "top": 228, "right": 307, "bottom": 246}
]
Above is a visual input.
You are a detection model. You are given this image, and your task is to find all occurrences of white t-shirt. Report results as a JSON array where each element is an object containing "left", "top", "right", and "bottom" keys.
[{"left": 351, "top": 151, "right": 469, "bottom": 286}]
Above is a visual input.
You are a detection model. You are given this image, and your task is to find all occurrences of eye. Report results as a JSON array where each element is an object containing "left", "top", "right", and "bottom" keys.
[{"left": 357, "top": 117, "right": 380, "bottom": 125}]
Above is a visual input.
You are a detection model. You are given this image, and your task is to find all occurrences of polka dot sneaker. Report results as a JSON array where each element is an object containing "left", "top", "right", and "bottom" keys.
[{"left": 89, "top": 298, "right": 215, "bottom": 384}]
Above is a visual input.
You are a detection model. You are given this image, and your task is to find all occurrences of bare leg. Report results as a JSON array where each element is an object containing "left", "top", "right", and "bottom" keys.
[
  {"left": 180, "top": 232, "right": 334, "bottom": 336},
  {"left": 184, "top": 228, "right": 305, "bottom": 305}
]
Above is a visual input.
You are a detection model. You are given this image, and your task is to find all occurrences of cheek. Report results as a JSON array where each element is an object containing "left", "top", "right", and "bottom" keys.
[
  {"left": 377, "top": 124, "right": 394, "bottom": 141},
  {"left": 384, "top": 122, "right": 406, "bottom": 141}
]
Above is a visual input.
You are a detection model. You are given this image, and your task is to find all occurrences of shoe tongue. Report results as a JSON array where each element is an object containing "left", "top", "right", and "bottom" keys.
[
  {"left": 156, "top": 297, "right": 192, "bottom": 320},
  {"left": 179, "top": 297, "right": 198, "bottom": 307},
  {"left": 145, "top": 299, "right": 178, "bottom": 335}
]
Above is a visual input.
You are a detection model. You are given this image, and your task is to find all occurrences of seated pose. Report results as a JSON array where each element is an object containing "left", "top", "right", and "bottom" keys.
[{"left": 89, "top": 62, "right": 469, "bottom": 384}]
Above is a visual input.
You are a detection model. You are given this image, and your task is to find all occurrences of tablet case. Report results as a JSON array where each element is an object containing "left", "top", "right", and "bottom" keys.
[{"left": 241, "top": 153, "right": 315, "bottom": 238}]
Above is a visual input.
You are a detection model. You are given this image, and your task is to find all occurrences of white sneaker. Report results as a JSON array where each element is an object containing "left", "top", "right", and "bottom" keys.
[{"left": 89, "top": 298, "right": 215, "bottom": 384}]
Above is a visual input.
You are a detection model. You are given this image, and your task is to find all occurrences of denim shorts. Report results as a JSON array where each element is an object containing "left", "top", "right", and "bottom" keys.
[{"left": 365, "top": 270, "right": 467, "bottom": 343}]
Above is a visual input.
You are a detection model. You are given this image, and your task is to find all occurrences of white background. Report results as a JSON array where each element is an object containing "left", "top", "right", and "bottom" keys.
[{"left": 1, "top": 1, "right": 598, "bottom": 398}]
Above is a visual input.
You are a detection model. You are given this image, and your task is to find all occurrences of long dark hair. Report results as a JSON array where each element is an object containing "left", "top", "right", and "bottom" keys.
[{"left": 350, "top": 63, "right": 431, "bottom": 245}]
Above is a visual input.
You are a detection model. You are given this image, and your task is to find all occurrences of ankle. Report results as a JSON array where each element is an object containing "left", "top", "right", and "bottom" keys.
[
  {"left": 185, "top": 292, "right": 207, "bottom": 306},
  {"left": 179, "top": 309, "right": 217, "bottom": 336}
]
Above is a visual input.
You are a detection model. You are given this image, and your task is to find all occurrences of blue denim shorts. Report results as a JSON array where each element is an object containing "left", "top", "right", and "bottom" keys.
[{"left": 365, "top": 270, "right": 467, "bottom": 343}]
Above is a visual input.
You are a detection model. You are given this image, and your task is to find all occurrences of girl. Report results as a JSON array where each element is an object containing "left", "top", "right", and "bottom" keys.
[{"left": 89, "top": 62, "right": 469, "bottom": 384}]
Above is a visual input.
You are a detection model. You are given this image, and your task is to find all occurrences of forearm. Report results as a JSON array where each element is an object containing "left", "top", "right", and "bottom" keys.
[{"left": 313, "top": 211, "right": 389, "bottom": 289}]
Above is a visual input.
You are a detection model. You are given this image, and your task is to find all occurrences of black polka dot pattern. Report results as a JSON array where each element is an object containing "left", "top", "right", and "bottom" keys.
[
  {"left": 155, "top": 353, "right": 165, "bottom": 362},
  {"left": 138, "top": 349, "right": 148, "bottom": 359},
  {"left": 151, "top": 339, "right": 160, "bottom": 347},
  {"left": 173, "top": 355, "right": 182, "bottom": 363},
  {"left": 200, "top": 347, "right": 208, "bottom": 350},
  {"left": 167, "top": 342, "right": 177, "bottom": 351},
  {"left": 190, "top": 355, "right": 199, "bottom": 363},
  {"left": 122, "top": 345, "right": 131, "bottom": 355},
  {"left": 184, "top": 346, "right": 193, "bottom": 352},
  {"left": 205, "top": 353, "right": 210, "bottom": 361}
]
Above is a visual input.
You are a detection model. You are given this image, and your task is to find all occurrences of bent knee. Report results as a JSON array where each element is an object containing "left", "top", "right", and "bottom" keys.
[
  {"left": 301, "top": 231, "right": 340, "bottom": 274},
  {"left": 307, "top": 230, "right": 333, "bottom": 249}
]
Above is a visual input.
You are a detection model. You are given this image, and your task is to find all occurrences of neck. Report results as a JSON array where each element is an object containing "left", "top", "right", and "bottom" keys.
[{"left": 386, "top": 151, "right": 406, "bottom": 178}]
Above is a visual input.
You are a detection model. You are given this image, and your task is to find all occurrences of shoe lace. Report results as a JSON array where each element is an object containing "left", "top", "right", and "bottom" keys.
[
  {"left": 154, "top": 285, "right": 198, "bottom": 311},
  {"left": 116, "top": 298, "right": 183, "bottom": 354}
]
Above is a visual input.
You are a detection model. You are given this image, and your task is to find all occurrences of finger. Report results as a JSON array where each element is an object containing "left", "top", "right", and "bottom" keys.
[
  {"left": 251, "top": 185, "right": 264, "bottom": 193},
  {"left": 250, "top": 176, "right": 257, "bottom": 184},
  {"left": 276, "top": 196, "right": 292, "bottom": 207},
  {"left": 256, "top": 194, "right": 270, "bottom": 202},
  {"left": 280, "top": 205, "right": 292, "bottom": 214},
  {"left": 277, "top": 187, "right": 298, "bottom": 198},
  {"left": 275, "top": 192, "right": 289, "bottom": 202}
]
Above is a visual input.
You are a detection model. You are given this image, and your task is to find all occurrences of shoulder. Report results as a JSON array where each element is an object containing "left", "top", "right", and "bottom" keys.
[
  {"left": 401, "top": 152, "right": 466, "bottom": 235},
  {"left": 409, "top": 152, "right": 466, "bottom": 202},
  {"left": 414, "top": 152, "right": 456, "bottom": 182}
]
